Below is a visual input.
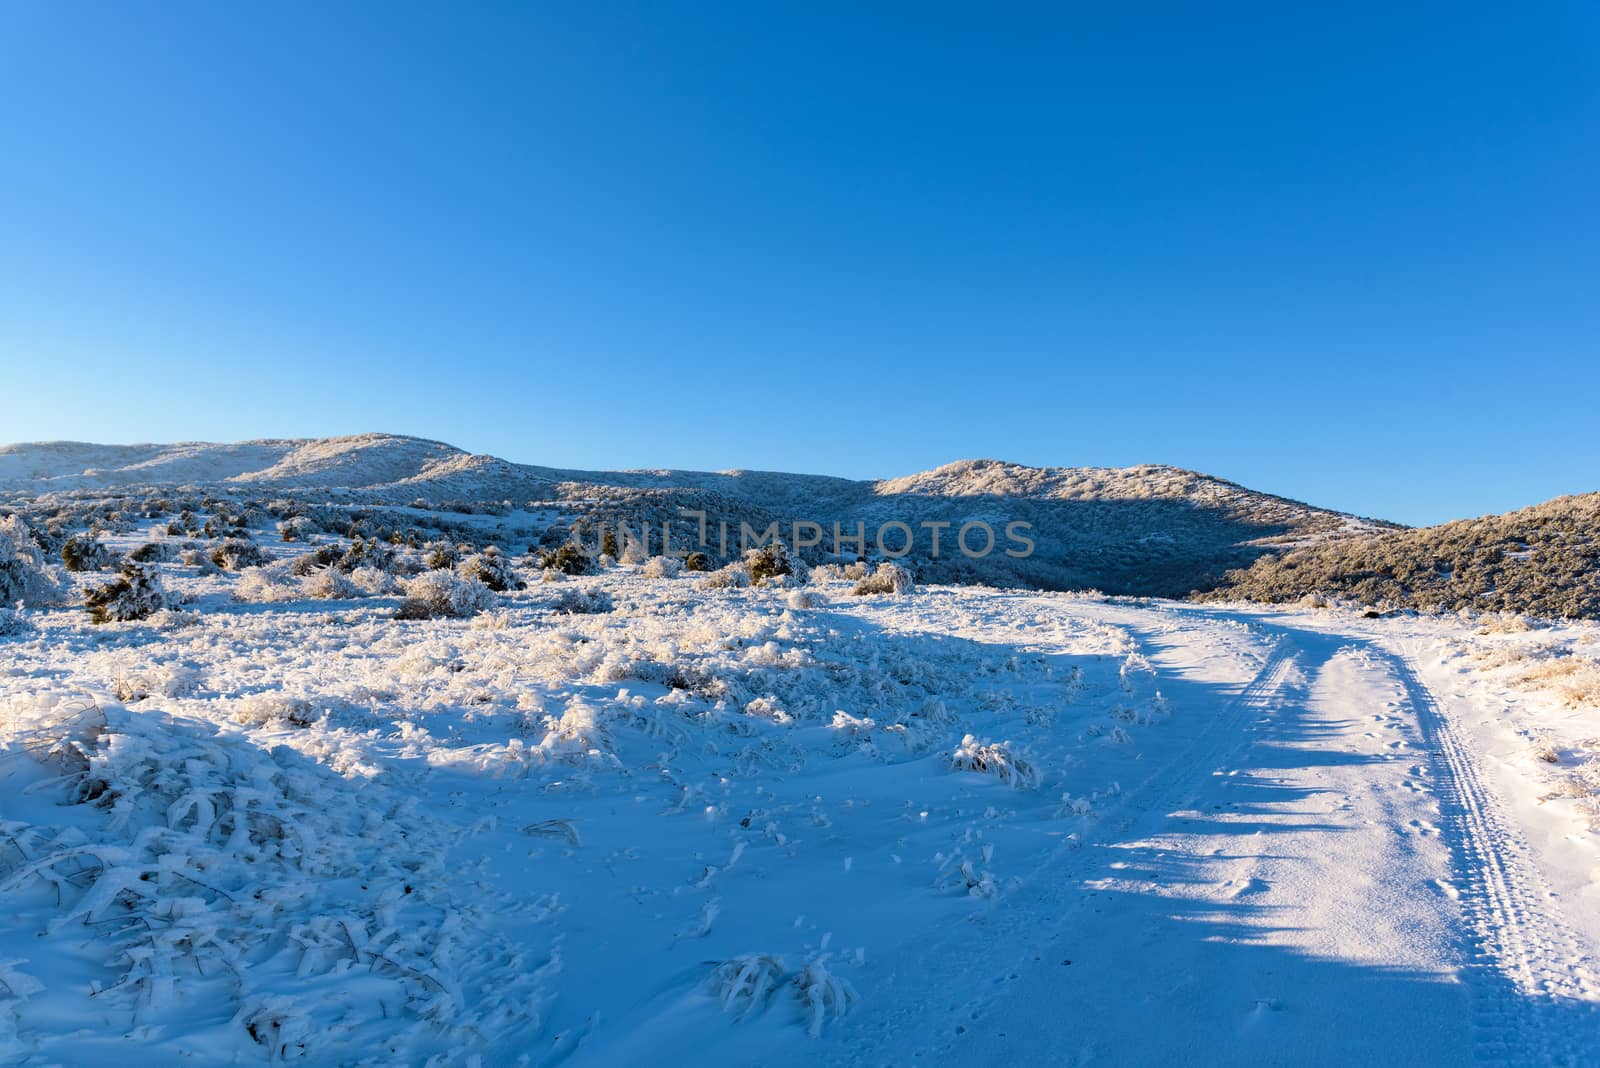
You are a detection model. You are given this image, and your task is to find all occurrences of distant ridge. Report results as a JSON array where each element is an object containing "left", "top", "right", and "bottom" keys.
[{"left": 0, "top": 433, "right": 1393, "bottom": 597}]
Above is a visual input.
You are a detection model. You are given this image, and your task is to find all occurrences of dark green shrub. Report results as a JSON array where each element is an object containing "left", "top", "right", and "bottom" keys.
[
  {"left": 61, "top": 534, "right": 114, "bottom": 572},
  {"left": 210, "top": 538, "right": 272, "bottom": 571},
  {"left": 457, "top": 546, "right": 523, "bottom": 591},
  {"left": 684, "top": 551, "right": 711, "bottom": 573},
  {"left": 291, "top": 545, "right": 343, "bottom": 576},
  {"left": 424, "top": 541, "right": 463, "bottom": 570},
  {"left": 336, "top": 535, "right": 394, "bottom": 573},
  {"left": 539, "top": 543, "right": 595, "bottom": 576},
  {"left": 84, "top": 561, "right": 166, "bottom": 623},
  {"left": 745, "top": 542, "right": 794, "bottom": 586},
  {"left": 129, "top": 542, "right": 170, "bottom": 563}
]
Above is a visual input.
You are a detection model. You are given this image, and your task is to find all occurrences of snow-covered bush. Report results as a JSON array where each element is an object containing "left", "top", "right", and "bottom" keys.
[
  {"left": 60, "top": 533, "right": 114, "bottom": 572},
  {"left": 0, "top": 516, "right": 66, "bottom": 607},
  {"left": 303, "top": 567, "right": 359, "bottom": 600},
  {"left": 179, "top": 548, "right": 222, "bottom": 573},
  {"left": 396, "top": 570, "right": 496, "bottom": 619},
  {"left": 335, "top": 535, "right": 392, "bottom": 573},
  {"left": 707, "top": 952, "right": 857, "bottom": 1038},
  {"left": 290, "top": 545, "right": 342, "bottom": 576},
  {"left": 231, "top": 694, "right": 318, "bottom": 729},
  {"left": 0, "top": 605, "right": 31, "bottom": 637},
  {"left": 950, "top": 733, "right": 1038, "bottom": 789},
  {"left": 786, "top": 589, "right": 818, "bottom": 610},
  {"left": 641, "top": 555, "right": 682, "bottom": 579},
  {"left": 809, "top": 560, "right": 868, "bottom": 583},
  {"left": 456, "top": 546, "right": 523, "bottom": 591},
  {"left": 701, "top": 563, "right": 751, "bottom": 590},
  {"left": 276, "top": 517, "right": 312, "bottom": 542},
  {"left": 210, "top": 537, "right": 272, "bottom": 571},
  {"left": 423, "top": 540, "right": 463, "bottom": 570},
  {"left": 710, "top": 954, "right": 786, "bottom": 1021},
  {"left": 745, "top": 541, "right": 805, "bottom": 586},
  {"left": 234, "top": 563, "right": 300, "bottom": 603},
  {"left": 853, "top": 562, "right": 914, "bottom": 596},
  {"left": 794, "top": 956, "right": 859, "bottom": 1038},
  {"left": 128, "top": 541, "right": 171, "bottom": 563},
  {"left": 548, "top": 587, "right": 614, "bottom": 615},
  {"left": 347, "top": 565, "right": 396, "bottom": 596},
  {"left": 83, "top": 561, "right": 167, "bottom": 623},
  {"left": 539, "top": 543, "right": 595, "bottom": 576},
  {"left": 684, "top": 551, "right": 711, "bottom": 573}
]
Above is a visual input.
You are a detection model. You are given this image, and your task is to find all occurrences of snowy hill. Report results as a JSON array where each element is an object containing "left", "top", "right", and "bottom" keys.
[
  {"left": 0, "top": 434, "right": 1387, "bottom": 597},
  {"left": 2, "top": 439, "right": 1599, "bottom": 1063},
  {"left": 1208, "top": 491, "right": 1600, "bottom": 619}
]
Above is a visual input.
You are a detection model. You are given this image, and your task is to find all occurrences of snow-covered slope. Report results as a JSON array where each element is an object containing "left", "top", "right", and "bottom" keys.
[
  {"left": 2, "top": 558, "right": 1597, "bottom": 1064},
  {"left": 0, "top": 435, "right": 1386, "bottom": 597}
]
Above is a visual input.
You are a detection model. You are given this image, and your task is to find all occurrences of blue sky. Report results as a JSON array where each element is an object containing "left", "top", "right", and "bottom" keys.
[{"left": 1, "top": 3, "right": 1595, "bottom": 526}]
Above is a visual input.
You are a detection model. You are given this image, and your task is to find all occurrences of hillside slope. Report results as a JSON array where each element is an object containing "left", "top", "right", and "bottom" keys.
[
  {"left": 1206, "top": 492, "right": 1600, "bottom": 619},
  {"left": 0, "top": 433, "right": 1386, "bottom": 596}
]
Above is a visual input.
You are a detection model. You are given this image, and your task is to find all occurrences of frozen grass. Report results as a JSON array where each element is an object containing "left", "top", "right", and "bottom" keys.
[{"left": 950, "top": 734, "right": 1039, "bottom": 790}]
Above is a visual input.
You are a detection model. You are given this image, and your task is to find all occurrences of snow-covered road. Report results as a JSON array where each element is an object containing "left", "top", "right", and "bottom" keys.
[
  {"left": 827, "top": 600, "right": 1600, "bottom": 1065},
  {"left": 3, "top": 576, "right": 1598, "bottom": 1065}
]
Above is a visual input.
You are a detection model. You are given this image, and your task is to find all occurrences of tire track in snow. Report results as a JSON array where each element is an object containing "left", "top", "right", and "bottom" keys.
[
  {"left": 837, "top": 618, "right": 1300, "bottom": 1064},
  {"left": 1391, "top": 652, "right": 1600, "bottom": 1065}
]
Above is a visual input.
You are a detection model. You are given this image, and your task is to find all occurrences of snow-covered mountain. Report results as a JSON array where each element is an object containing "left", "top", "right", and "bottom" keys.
[{"left": 0, "top": 433, "right": 1389, "bottom": 596}]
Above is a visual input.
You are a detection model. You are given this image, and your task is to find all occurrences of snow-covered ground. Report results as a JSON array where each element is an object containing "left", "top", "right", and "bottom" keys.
[{"left": 3, "top": 554, "right": 1599, "bottom": 1064}]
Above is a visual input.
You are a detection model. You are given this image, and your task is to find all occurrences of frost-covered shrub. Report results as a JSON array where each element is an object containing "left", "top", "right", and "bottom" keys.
[
  {"left": 277, "top": 517, "right": 311, "bottom": 542},
  {"left": 786, "top": 589, "right": 818, "bottom": 610},
  {"left": 336, "top": 535, "right": 393, "bottom": 573},
  {"left": 853, "top": 562, "right": 914, "bottom": 596},
  {"left": 113, "top": 664, "right": 200, "bottom": 702},
  {"left": 211, "top": 537, "right": 272, "bottom": 571},
  {"left": 706, "top": 953, "right": 857, "bottom": 1038},
  {"left": 303, "top": 567, "right": 359, "bottom": 600},
  {"left": 0, "top": 605, "right": 31, "bottom": 637},
  {"left": 701, "top": 563, "right": 751, "bottom": 590},
  {"left": 61, "top": 533, "right": 114, "bottom": 572},
  {"left": 548, "top": 587, "right": 614, "bottom": 615},
  {"left": 129, "top": 541, "right": 171, "bottom": 563},
  {"left": 235, "top": 563, "right": 301, "bottom": 603},
  {"left": 424, "top": 540, "right": 463, "bottom": 570},
  {"left": 684, "top": 551, "right": 711, "bottom": 573},
  {"left": 347, "top": 565, "right": 396, "bottom": 596},
  {"left": 290, "top": 545, "right": 342, "bottom": 576},
  {"left": 0, "top": 516, "right": 67, "bottom": 607},
  {"left": 84, "top": 561, "right": 167, "bottom": 623},
  {"left": 641, "top": 554, "right": 682, "bottom": 579},
  {"left": 231, "top": 694, "right": 318, "bottom": 729},
  {"left": 396, "top": 571, "right": 496, "bottom": 619},
  {"left": 180, "top": 548, "right": 222, "bottom": 573},
  {"left": 745, "top": 541, "right": 796, "bottom": 586},
  {"left": 456, "top": 546, "right": 522, "bottom": 592},
  {"left": 710, "top": 954, "right": 786, "bottom": 1021},
  {"left": 539, "top": 543, "right": 595, "bottom": 576},
  {"left": 794, "top": 956, "right": 859, "bottom": 1038},
  {"left": 950, "top": 734, "right": 1038, "bottom": 789},
  {"left": 811, "top": 560, "right": 872, "bottom": 582}
]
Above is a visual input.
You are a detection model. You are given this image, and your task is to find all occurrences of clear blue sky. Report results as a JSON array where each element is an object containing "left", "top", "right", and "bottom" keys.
[{"left": 2, "top": 3, "right": 1595, "bottom": 525}]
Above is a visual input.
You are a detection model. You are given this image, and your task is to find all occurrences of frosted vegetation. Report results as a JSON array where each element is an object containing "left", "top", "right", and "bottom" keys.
[
  {"left": 1209, "top": 492, "right": 1600, "bottom": 620},
  {"left": 0, "top": 494, "right": 1188, "bottom": 1061},
  {"left": 1, "top": 478, "right": 1598, "bottom": 1062},
  {"left": 0, "top": 434, "right": 1394, "bottom": 600}
]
